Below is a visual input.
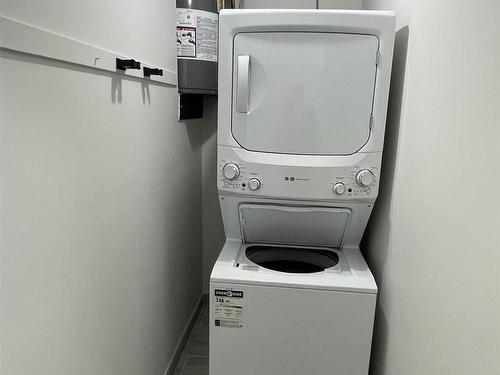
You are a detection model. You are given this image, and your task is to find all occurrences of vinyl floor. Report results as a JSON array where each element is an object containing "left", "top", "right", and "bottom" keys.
[{"left": 174, "top": 300, "right": 209, "bottom": 375}]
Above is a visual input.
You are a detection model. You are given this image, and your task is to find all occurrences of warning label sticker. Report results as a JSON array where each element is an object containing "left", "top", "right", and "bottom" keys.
[
  {"left": 176, "top": 8, "right": 218, "bottom": 62},
  {"left": 176, "top": 26, "right": 196, "bottom": 58},
  {"left": 214, "top": 289, "right": 243, "bottom": 328}
]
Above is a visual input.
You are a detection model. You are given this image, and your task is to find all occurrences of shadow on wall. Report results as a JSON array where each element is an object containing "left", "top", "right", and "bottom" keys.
[
  {"left": 361, "top": 25, "right": 409, "bottom": 375},
  {"left": 184, "top": 113, "right": 208, "bottom": 151},
  {"left": 199, "top": 97, "right": 226, "bottom": 291},
  {"left": 111, "top": 75, "right": 122, "bottom": 104}
]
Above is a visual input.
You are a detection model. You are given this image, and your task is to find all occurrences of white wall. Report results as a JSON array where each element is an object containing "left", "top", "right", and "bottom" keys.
[
  {"left": 240, "top": 0, "right": 361, "bottom": 9},
  {"left": 0, "top": 2, "right": 203, "bottom": 375},
  {"left": 1, "top": 0, "right": 175, "bottom": 68},
  {"left": 361, "top": 1, "right": 500, "bottom": 374},
  {"left": 241, "top": 0, "right": 316, "bottom": 8},
  {"left": 318, "top": 0, "right": 362, "bottom": 9}
]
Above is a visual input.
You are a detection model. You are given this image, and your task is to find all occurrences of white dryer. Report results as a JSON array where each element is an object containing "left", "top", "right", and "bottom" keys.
[{"left": 210, "top": 9, "right": 395, "bottom": 375}]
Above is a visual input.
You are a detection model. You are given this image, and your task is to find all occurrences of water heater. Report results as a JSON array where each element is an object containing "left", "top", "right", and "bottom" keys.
[{"left": 176, "top": 0, "right": 218, "bottom": 118}]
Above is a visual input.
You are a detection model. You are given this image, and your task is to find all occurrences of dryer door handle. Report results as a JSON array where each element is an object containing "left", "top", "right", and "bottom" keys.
[{"left": 236, "top": 55, "right": 250, "bottom": 114}]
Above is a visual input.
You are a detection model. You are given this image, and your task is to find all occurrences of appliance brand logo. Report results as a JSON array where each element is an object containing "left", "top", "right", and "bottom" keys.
[
  {"left": 284, "top": 176, "right": 309, "bottom": 182},
  {"left": 215, "top": 289, "right": 244, "bottom": 298}
]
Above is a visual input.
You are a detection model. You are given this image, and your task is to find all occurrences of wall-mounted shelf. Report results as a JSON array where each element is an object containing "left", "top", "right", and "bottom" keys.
[{"left": 0, "top": 15, "right": 177, "bottom": 86}]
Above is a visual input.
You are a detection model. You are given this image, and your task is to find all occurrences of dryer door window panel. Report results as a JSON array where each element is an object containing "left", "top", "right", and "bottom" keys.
[{"left": 231, "top": 32, "right": 378, "bottom": 155}]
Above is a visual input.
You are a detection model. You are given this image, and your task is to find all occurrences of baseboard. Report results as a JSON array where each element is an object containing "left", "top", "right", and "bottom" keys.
[{"left": 163, "top": 293, "right": 205, "bottom": 375}]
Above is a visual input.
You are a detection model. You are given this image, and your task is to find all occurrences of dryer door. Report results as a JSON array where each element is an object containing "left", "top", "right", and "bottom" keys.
[{"left": 232, "top": 32, "right": 378, "bottom": 155}]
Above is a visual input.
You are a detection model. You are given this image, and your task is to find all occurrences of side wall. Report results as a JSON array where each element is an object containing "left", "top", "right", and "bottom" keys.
[
  {"left": 0, "top": 2, "right": 203, "bottom": 375},
  {"left": 361, "top": 1, "right": 500, "bottom": 374}
]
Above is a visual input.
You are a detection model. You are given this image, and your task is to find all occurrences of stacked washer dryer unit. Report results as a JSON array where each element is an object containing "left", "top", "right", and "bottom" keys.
[{"left": 211, "top": 10, "right": 395, "bottom": 375}]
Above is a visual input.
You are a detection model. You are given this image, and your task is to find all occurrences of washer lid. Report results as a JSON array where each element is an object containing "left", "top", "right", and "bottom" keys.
[{"left": 239, "top": 204, "right": 351, "bottom": 248}]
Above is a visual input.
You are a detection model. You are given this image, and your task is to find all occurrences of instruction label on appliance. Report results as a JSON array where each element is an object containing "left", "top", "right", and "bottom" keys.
[
  {"left": 214, "top": 289, "right": 243, "bottom": 328},
  {"left": 176, "top": 8, "right": 218, "bottom": 62},
  {"left": 176, "top": 26, "right": 196, "bottom": 58}
]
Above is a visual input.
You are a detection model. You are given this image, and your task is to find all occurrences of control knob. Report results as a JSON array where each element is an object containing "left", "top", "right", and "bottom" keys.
[
  {"left": 333, "top": 182, "right": 346, "bottom": 195},
  {"left": 222, "top": 163, "right": 240, "bottom": 180},
  {"left": 356, "top": 169, "right": 374, "bottom": 187},
  {"left": 248, "top": 178, "right": 261, "bottom": 191}
]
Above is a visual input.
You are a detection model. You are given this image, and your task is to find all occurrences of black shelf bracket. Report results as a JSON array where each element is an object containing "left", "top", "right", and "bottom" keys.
[
  {"left": 116, "top": 58, "right": 141, "bottom": 71},
  {"left": 143, "top": 67, "right": 163, "bottom": 77}
]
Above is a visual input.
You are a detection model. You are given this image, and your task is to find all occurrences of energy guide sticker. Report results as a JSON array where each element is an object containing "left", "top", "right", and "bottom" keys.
[{"left": 214, "top": 289, "right": 243, "bottom": 328}]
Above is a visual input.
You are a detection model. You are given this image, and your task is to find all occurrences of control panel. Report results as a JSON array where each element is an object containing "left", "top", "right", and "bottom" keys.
[
  {"left": 218, "top": 148, "right": 381, "bottom": 201},
  {"left": 220, "top": 162, "right": 263, "bottom": 193},
  {"left": 330, "top": 168, "right": 377, "bottom": 197}
]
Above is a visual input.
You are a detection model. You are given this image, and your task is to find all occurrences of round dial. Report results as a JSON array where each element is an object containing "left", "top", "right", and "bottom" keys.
[
  {"left": 222, "top": 163, "right": 240, "bottom": 180},
  {"left": 356, "top": 169, "right": 375, "bottom": 187},
  {"left": 248, "top": 178, "right": 261, "bottom": 191},
  {"left": 333, "top": 182, "right": 346, "bottom": 195}
]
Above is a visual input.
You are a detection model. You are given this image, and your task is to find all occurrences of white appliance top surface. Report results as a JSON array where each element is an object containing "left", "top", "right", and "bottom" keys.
[{"left": 210, "top": 240, "right": 377, "bottom": 294}]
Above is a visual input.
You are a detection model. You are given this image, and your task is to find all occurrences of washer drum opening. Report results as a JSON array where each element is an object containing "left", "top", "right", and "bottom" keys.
[{"left": 245, "top": 246, "right": 339, "bottom": 274}]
